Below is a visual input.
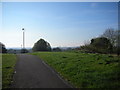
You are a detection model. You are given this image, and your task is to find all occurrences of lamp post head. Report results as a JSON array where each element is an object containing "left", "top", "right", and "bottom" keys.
[{"left": 22, "top": 28, "right": 24, "bottom": 30}]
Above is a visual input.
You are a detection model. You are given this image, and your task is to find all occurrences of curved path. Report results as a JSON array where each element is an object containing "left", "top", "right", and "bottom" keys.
[{"left": 12, "top": 54, "right": 72, "bottom": 88}]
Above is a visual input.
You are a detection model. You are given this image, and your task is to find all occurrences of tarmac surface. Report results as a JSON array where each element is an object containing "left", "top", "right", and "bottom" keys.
[{"left": 12, "top": 54, "right": 72, "bottom": 88}]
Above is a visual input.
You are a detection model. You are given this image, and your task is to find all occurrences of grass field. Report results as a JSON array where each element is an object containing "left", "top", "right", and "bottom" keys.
[
  {"left": 31, "top": 52, "right": 120, "bottom": 88},
  {"left": 0, "top": 54, "right": 2, "bottom": 89},
  {"left": 2, "top": 54, "right": 17, "bottom": 88}
]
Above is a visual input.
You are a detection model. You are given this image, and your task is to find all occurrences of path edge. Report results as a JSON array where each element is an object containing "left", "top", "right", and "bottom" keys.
[{"left": 34, "top": 55, "right": 74, "bottom": 88}]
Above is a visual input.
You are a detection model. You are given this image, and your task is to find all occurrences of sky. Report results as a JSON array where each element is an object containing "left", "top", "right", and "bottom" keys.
[{"left": 0, "top": 2, "right": 118, "bottom": 48}]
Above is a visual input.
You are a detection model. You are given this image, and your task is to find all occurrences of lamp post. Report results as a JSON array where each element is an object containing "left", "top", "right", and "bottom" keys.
[{"left": 22, "top": 28, "right": 25, "bottom": 49}]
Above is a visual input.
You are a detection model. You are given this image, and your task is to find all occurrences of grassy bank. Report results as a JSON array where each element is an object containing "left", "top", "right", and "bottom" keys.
[
  {"left": 31, "top": 52, "right": 120, "bottom": 88},
  {"left": 2, "top": 54, "right": 17, "bottom": 88}
]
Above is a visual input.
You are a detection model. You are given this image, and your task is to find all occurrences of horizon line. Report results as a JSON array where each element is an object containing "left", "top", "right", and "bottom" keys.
[{"left": 6, "top": 46, "right": 80, "bottom": 49}]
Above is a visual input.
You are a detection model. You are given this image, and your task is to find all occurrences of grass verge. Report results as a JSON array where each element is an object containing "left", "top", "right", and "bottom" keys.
[
  {"left": 31, "top": 52, "right": 120, "bottom": 88},
  {"left": 0, "top": 54, "right": 2, "bottom": 89},
  {"left": 2, "top": 54, "right": 17, "bottom": 88}
]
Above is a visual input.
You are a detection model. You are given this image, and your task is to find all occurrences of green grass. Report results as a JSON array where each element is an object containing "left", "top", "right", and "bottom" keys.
[
  {"left": 0, "top": 54, "right": 2, "bottom": 89},
  {"left": 2, "top": 54, "right": 17, "bottom": 88},
  {"left": 31, "top": 52, "right": 120, "bottom": 88}
]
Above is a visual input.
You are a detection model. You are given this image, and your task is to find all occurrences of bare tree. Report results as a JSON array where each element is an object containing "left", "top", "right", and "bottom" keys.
[
  {"left": 101, "top": 28, "right": 120, "bottom": 55},
  {"left": 101, "top": 28, "right": 116, "bottom": 46},
  {"left": 84, "top": 40, "right": 90, "bottom": 46}
]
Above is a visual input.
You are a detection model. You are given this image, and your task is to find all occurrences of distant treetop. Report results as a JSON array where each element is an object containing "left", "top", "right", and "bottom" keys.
[
  {"left": 0, "top": 42, "right": 7, "bottom": 53},
  {"left": 32, "top": 38, "right": 51, "bottom": 52}
]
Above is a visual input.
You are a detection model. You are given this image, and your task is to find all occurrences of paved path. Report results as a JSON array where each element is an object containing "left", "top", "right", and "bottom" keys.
[{"left": 12, "top": 54, "right": 72, "bottom": 88}]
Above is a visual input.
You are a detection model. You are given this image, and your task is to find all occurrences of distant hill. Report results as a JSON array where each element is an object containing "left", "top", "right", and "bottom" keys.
[
  {"left": 52, "top": 46, "right": 79, "bottom": 50},
  {"left": 6, "top": 46, "right": 80, "bottom": 53}
]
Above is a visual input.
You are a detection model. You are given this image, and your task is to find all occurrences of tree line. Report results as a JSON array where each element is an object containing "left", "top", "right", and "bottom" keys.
[
  {"left": 80, "top": 28, "right": 120, "bottom": 55},
  {"left": 0, "top": 28, "right": 120, "bottom": 55}
]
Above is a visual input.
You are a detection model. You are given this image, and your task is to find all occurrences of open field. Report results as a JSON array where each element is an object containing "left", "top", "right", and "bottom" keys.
[
  {"left": 2, "top": 54, "right": 17, "bottom": 88},
  {"left": 31, "top": 52, "right": 120, "bottom": 88}
]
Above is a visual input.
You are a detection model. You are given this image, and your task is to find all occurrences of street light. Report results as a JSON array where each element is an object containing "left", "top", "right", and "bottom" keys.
[
  {"left": 22, "top": 28, "right": 25, "bottom": 49},
  {"left": 21, "top": 28, "right": 28, "bottom": 53}
]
